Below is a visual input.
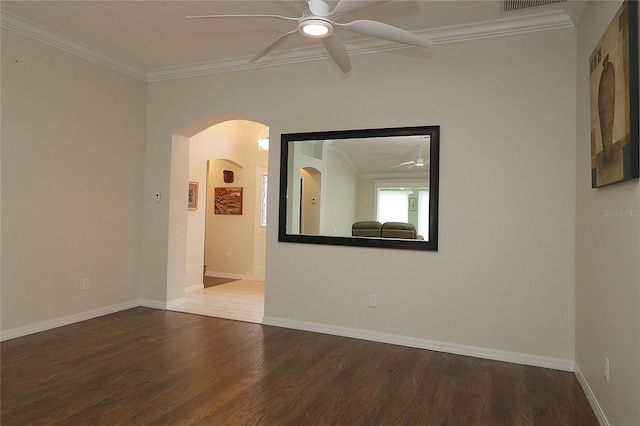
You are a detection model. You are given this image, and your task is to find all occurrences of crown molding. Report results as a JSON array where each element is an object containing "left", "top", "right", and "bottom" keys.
[
  {"left": 1, "top": 10, "right": 147, "bottom": 81},
  {"left": 2, "top": 8, "right": 574, "bottom": 83},
  {"left": 149, "top": 9, "right": 574, "bottom": 81},
  {"left": 420, "top": 9, "right": 575, "bottom": 44}
]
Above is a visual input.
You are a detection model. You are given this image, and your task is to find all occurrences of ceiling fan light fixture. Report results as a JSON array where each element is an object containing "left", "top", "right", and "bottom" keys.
[
  {"left": 188, "top": 0, "right": 434, "bottom": 73},
  {"left": 299, "top": 19, "right": 333, "bottom": 38}
]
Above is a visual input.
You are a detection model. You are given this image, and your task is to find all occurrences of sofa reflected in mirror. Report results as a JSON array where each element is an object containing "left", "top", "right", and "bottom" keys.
[
  {"left": 351, "top": 220, "right": 382, "bottom": 237},
  {"left": 352, "top": 221, "right": 424, "bottom": 240},
  {"left": 278, "top": 126, "right": 439, "bottom": 251}
]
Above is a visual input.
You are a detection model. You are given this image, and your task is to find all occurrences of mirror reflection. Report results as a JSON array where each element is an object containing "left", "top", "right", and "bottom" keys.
[{"left": 279, "top": 126, "right": 439, "bottom": 250}]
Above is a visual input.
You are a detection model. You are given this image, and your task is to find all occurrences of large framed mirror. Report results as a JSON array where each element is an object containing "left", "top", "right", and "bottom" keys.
[{"left": 278, "top": 125, "right": 439, "bottom": 250}]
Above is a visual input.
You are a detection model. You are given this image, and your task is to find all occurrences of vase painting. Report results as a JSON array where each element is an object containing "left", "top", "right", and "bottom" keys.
[
  {"left": 589, "top": 1, "right": 639, "bottom": 188},
  {"left": 598, "top": 54, "right": 616, "bottom": 161}
]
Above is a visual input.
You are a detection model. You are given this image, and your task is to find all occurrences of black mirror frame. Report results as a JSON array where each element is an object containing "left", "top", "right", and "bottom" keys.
[{"left": 278, "top": 125, "right": 439, "bottom": 251}]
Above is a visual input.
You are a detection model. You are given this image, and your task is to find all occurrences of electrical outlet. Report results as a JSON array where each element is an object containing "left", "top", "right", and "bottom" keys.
[
  {"left": 369, "top": 294, "right": 377, "bottom": 307},
  {"left": 225, "top": 252, "right": 231, "bottom": 261},
  {"left": 604, "top": 357, "right": 610, "bottom": 383},
  {"left": 154, "top": 193, "right": 161, "bottom": 203},
  {"left": 82, "top": 278, "right": 90, "bottom": 291}
]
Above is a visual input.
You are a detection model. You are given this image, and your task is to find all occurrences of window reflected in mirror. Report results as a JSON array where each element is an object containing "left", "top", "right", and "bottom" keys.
[
  {"left": 376, "top": 184, "right": 429, "bottom": 241},
  {"left": 260, "top": 174, "right": 268, "bottom": 227},
  {"left": 279, "top": 126, "right": 439, "bottom": 251}
]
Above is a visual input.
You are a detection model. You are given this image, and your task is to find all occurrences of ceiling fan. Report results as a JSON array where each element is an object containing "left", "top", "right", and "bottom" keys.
[
  {"left": 187, "top": 0, "right": 434, "bottom": 73},
  {"left": 391, "top": 145, "right": 426, "bottom": 169}
]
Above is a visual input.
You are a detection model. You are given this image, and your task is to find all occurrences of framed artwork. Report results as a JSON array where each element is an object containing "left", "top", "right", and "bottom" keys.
[
  {"left": 214, "top": 187, "right": 243, "bottom": 215},
  {"left": 590, "top": 0, "right": 639, "bottom": 188},
  {"left": 188, "top": 181, "right": 198, "bottom": 210}
]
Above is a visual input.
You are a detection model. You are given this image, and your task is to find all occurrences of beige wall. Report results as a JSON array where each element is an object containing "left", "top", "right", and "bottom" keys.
[
  {"left": 575, "top": 1, "right": 640, "bottom": 425},
  {"left": 142, "top": 28, "right": 578, "bottom": 362},
  {"left": 300, "top": 168, "right": 321, "bottom": 235},
  {"left": 4, "top": 9, "right": 639, "bottom": 420},
  {"left": 1, "top": 29, "right": 147, "bottom": 330}
]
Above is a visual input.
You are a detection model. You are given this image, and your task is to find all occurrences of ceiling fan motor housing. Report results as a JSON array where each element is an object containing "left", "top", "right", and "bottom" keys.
[{"left": 299, "top": 18, "right": 334, "bottom": 38}]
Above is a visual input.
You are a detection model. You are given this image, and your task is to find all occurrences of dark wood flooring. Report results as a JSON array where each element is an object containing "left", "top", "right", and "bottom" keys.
[{"left": 1, "top": 308, "right": 598, "bottom": 425}]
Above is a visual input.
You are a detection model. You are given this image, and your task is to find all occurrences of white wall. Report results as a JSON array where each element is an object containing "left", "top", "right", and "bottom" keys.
[
  {"left": 575, "top": 1, "right": 640, "bottom": 425},
  {"left": 1, "top": 29, "right": 146, "bottom": 332},
  {"left": 186, "top": 143, "right": 207, "bottom": 289},
  {"left": 143, "top": 28, "right": 578, "bottom": 362},
  {"left": 322, "top": 147, "right": 358, "bottom": 236},
  {"left": 355, "top": 178, "right": 375, "bottom": 222},
  {"left": 167, "top": 135, "right": 189, "bottom": 303}
]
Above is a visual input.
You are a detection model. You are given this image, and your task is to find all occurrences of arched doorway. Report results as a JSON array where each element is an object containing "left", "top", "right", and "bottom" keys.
[
  {"left": 299, "top": 167, "right": 321, "bottom": 234},
  {"left": 166, "top": 116, "right": 269, "bottom": 323}
]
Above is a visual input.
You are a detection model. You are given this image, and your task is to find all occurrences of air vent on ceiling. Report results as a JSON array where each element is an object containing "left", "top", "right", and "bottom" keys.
[{"left": 503, "top": 0, "right": 565, "bottom": 12}]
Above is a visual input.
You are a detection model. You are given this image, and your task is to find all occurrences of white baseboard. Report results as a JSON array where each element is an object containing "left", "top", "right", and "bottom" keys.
[
  {"left": 262, "top": 316, "right": 575, "bottom": 372},
  {"left": 575, "top": 363, "right": 609, "bottom": 426},
  {"left": 0, "top": 301, "right": 576, "bottom": 376},
  {"left": 166, "top": 297, "right": 186, "bottom": 309},
  {"left": 138, "top": 298, "right": 168, "bottom": 310},
  {"left": 185, "top": 284, "right": 204, "bottom": 292},
  {"left": 1, "top": 298, "right": 191, "bottom": 341},
  {"left": 0, "top": 300, "right": 140, "bottom": 341}
]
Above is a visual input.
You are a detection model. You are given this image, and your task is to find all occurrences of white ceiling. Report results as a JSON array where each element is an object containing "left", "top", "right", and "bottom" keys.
[
  {"left": 0, "top": 1, "right": 585, "bottom": 80},
  {"left": 330, "top": 135, "right": 431, "bottom": 177}
]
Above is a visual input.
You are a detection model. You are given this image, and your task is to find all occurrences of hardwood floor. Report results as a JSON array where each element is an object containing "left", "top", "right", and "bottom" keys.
[
  {"left": 1, "top": 308, "right": 598, "bottom": 425},
  {"left": 170, "top": 280, "right": 264, "bottom": 323}
]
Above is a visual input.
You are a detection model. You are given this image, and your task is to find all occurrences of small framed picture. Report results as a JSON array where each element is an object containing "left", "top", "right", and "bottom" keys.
[
  {"left": 188, "top": 181, "right": 199, "bottom": 210},
  {"left": 409, "top": 198, "right": 417, "bottom": 211}
]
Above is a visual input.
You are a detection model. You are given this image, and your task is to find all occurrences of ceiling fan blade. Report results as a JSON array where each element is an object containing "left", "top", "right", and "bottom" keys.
[
  {"left": 337, "top": 20, "right": 433, "bottom": 49},
  {"left": 249, "top": 30, "right": 298, "bottom": 64},
  {"left": 186, "top": 14, "right": 300, "bottom": 22},
  {"left": 307, "top": 0, "right": 331, "bottom": 16},
  {"left": 322, "top": 35, "right": 352, "bottom": 73},
  {"left": 330, "top": 0, "right": 390, "bottom": 17},
  {"left": 391, "top": 161, "right": 415, "bottom": 168}
]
